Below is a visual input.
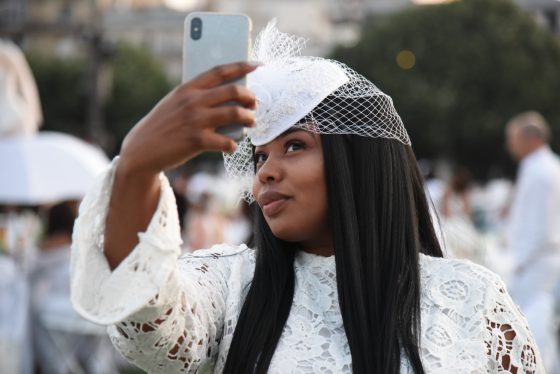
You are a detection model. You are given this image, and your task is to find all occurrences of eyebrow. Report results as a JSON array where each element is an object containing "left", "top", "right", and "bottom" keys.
[{"left": 254, "top": 128, "right": 311, "bottom": 152}]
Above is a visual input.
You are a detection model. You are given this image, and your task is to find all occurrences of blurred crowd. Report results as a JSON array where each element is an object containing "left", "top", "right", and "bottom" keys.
[
  {"left": 169, "top": 167, "right": 252, "bottom": 252},
  {"left": 0, "top": 176, "right": 252, "bottom": 373}
]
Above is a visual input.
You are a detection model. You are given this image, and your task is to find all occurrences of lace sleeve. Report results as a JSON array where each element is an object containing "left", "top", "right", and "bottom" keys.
[
  {"left": 108, "top": 244, "right": 254, "bottom": 373},
  {"left": 70, "top": 159, "right": 254, "bottom": 372},
  {"left": 71, "top": 158, "right": 183, "bottom": 323},
  {"left": 484, "top": 272, "right": 544, "bottom": 373}
]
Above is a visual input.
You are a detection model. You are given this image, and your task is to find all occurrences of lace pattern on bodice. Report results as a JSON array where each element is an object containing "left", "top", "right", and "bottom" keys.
[
  {"left": 418, "top": 256, "right": 540, "bottom": 373},
  {"left": 70, "top": 161, "right": 544, "bottom": 373}
]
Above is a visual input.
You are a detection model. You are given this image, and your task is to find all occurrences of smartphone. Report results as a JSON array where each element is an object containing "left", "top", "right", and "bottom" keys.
[{"left": 183, "top": 12, "right": 252, "bottom": 142}]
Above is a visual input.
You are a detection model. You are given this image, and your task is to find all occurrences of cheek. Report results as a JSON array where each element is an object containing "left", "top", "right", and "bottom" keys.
[
  {"left": 299, "top": 173, "right": 328, "bottom": 218},
  {"left": 267, "top": 168, "right": 329, "bottom": 242},
  {"left": 300, "top": 188, "right": 329, "bottom": 236}
]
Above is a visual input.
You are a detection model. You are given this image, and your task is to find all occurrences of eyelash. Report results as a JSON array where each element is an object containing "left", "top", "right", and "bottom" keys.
[
  {"left": 253, "top": 140, "right": 305, "bottom": 167},
  {"left": 286, "top": 140, "right": 304, "bottom": 153}
]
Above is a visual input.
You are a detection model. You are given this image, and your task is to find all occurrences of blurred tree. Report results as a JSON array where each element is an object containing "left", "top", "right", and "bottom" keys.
[
  {"left": 106, "top": 43, "right": 173, "bottom": 155},
  {"left": 27, "top": 43, "right": 172, "bottom": 156},
  {"left": 26, "top": 53, "right": 88, "bottom": 138},
  {"left": 332, "top": 0, "right": 560, "bottom": 179}
]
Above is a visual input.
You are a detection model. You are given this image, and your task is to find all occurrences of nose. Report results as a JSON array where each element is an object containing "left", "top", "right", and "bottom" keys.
[{"left": 256, "top": 153, "right": 283, "bottom": 184}]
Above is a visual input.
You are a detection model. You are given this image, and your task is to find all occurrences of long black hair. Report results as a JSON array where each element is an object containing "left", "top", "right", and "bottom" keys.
[{"left": 223, "top": 99, "right": 443, "bottom": 373}]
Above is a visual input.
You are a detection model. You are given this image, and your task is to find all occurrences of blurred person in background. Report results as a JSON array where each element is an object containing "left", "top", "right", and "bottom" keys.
[
  {"left": 222, "top": 199, "right": 252, "bottom": 246},
  {"left": 441, "top": 167, "right": 473, "bottom": 219},
  {"left": 0, "top": 234, "right": 32, "bottom": 374},
  {"left": 418, "top": 159, "right": 445, "bottom": 209},
  {"left": 505, "top": 111, "right": 560, "bottom": 373},
  {"left": 0, "top": 39, "right": 42, "bottom": 137},
  {"left": 0, "top": 205, "right": 42, "bottom": 374},
  {"left": 182, "top": 171, "right": 252, "bottom": 251},
  {"left": 183, "top": 172, "right": 227, "bottom": 251},
  {"left": 439, "top": 166, "right": 483, "bottom": 262},
  {"left": 30, "top": 200, "right": 118, "bottom": 374}
]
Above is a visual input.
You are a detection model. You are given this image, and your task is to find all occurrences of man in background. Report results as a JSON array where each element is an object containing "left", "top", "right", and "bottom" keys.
[{"left": 505, "top": 111, "right": 560, "bottom": 373}]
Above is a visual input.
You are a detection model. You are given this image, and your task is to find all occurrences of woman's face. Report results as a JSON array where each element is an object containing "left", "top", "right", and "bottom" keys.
[{"left": 252, "top": 129, "right": 331, "bottom": 250}]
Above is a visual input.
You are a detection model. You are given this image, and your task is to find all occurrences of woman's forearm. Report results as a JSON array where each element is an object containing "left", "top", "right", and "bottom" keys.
[
  {"left": 103, "top": 161, "right": 161, "bottom": 270},
  {"left": 100, "top": 62, "right": 257, "bottom": 270}
]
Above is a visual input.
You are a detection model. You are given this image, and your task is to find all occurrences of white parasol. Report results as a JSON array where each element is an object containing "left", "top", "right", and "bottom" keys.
[{"left": 0, "top": 131, "right": 109, "bottom": 205}]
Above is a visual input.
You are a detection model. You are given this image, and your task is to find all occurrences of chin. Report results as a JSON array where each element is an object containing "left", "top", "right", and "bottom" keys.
[{"left": 267, "top": 222, "right": 306, "bottom": 243}]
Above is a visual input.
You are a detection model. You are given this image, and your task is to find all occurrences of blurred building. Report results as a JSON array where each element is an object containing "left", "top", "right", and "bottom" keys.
[
  {"left": 0, "top": 0, "right": 26, "bottom": 38},
  {"left": 1, "top": 0, "right": 96, "bottom": 55},
  {"left": 2, "top": 0, "right": 558, "bottom": 80},
  {"left": 100, "top": 0, "right": 366, "bottom": 80},
  {"left": 2, "top": 0, "right": 560, "bottom": 52},
  {"left": 515, "top": 0, "right": 560, "bottom": 34},
  {"left": 102, "top": 6, "right": 186, "bottom": 80},
  {"left": 71, "top": 0, "right": 560, "bottom": 81},
  {"left": 1, "top": 0, "right": 558, "bottom": 119}
]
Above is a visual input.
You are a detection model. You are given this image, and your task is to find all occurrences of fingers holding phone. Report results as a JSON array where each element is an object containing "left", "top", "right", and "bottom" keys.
[
  {"left": 192, "top": 80, "right": 256, "bottom": 110},
  {"left": 117, "top": 12, "right": 255, "bottom": 178},
  {"left": 188, "top": 62, "right": 258, "bottom": 91},
  {"left": 118, "top": 61, "right": 257, "bottom": 178}
]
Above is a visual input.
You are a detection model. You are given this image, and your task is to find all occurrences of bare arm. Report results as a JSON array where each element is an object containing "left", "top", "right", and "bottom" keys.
[
  {"left": 103, "top": 62, "right": 258, "bottom": 269},
  {"left": 104, "top": 165, "right": 161, "bottom": 270}
]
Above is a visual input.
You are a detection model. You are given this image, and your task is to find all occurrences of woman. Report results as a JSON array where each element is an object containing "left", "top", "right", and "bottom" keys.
[{"left": 71, "top": 23, "right": 542, "bottom": 373}]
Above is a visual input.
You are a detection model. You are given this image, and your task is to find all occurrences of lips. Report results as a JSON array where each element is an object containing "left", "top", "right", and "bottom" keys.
[{"left": 258, "top": 190, "right": 290, "bottom": 216}]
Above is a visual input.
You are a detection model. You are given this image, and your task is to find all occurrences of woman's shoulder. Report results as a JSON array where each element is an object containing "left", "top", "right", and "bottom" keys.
[
  {"left": 419, "top": 252, "right": 501, "bottom": 285},
  {"left": 418, "top": 253, "right": 508, "bottom": 313},
  {"left": 417, "top": 254, "right": 543, "bottom": 372}
]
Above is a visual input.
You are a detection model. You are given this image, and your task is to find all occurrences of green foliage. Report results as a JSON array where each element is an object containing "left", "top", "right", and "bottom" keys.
[
  {"left": 332, "top": 0, "right": 560, "bottom": 178},
  {"left": 106, "top": 43, "right": 173, "bottom": 152},
  {"left": 26, "top": 52, "right": 88, "bottom": 137},
  {"left": 26, "top": 43, "right": 173, "bottom": 155}
]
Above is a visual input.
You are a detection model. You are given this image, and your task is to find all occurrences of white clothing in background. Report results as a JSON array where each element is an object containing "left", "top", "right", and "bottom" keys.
[
  {"left": 0, "top": 39, "right": 42, "bottom": 136},
  {"left": 30, "top": 245, "right": 118, "bottom": 374},
  {"left": 0, "top": 256, "right": 32, "bottom": 374},
  {"left": 439, "top": 193, "right": 483, "bottom": 262},
  {"left": 71, "top": 160, "right": 544, "bottom": 373},
  {"left": 507, "top": 145, "right": 560, "bottom": 372}
]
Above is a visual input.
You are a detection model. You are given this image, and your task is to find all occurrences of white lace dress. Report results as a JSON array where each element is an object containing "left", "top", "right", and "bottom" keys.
[{"left": 70, "top": 161, "right": 544, "bottom": 373}]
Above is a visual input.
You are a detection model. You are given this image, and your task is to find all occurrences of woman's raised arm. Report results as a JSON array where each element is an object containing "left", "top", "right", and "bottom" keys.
[{"left": 103, "top": 62, "right": 257, "bottom": 269}]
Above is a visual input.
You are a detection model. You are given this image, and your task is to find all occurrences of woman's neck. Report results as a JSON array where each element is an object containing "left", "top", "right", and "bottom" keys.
[{"left": 299, "top": 233, "right": 334, "bottom": 257}]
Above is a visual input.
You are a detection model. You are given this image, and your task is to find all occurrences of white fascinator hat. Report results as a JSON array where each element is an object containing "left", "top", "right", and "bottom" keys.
[{"left": 224, "top": 21, "right": 410, "bottom": 203}]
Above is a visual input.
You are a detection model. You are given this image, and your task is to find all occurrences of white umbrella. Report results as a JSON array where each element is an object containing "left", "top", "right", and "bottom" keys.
[{"left": 0, "top": 132, "right": 109, "bottom": 205}]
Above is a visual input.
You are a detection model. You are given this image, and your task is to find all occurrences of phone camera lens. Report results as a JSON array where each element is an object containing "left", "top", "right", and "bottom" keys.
[{"left": 191, "top": 17, "right": 202, "bottom": 40}]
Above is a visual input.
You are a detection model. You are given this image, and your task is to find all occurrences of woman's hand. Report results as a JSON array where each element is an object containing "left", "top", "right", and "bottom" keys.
[
  {"left": 104, "top": 62, "right": 258, "bottom": 269},
  {"left": 118, "top": 61, "right": 258, "bottom": 179}
]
